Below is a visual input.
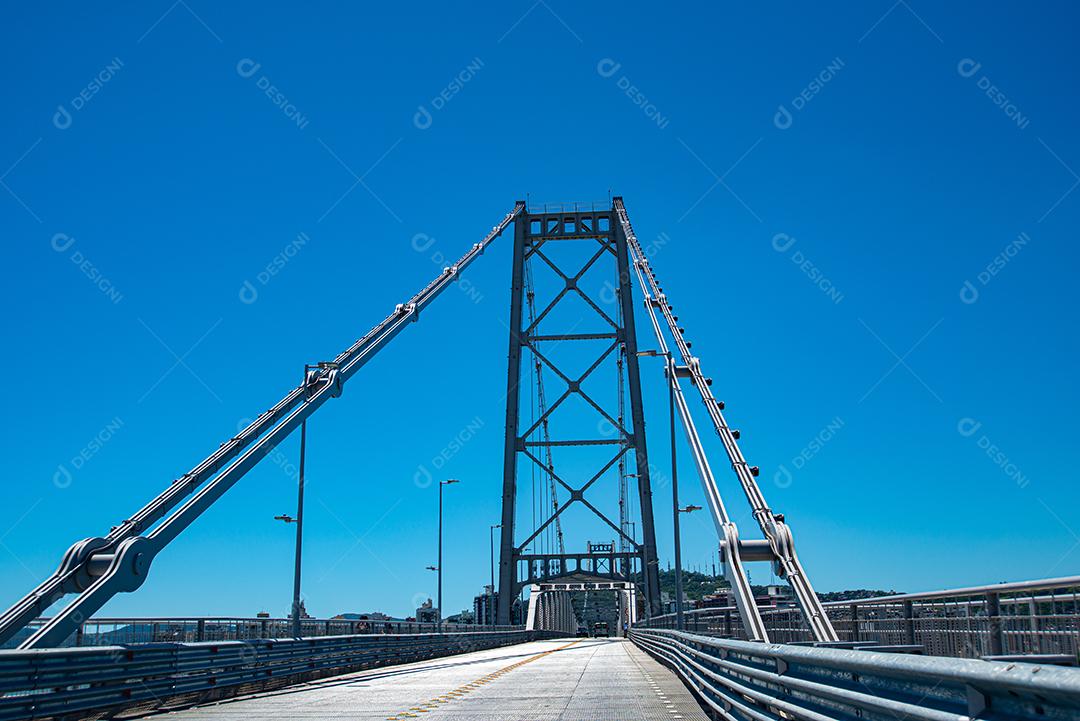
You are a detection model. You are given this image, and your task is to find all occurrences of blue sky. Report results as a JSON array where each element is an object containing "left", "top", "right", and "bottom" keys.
[{"left": 1, "top": 2, "right": 1078, "bottom": 621}]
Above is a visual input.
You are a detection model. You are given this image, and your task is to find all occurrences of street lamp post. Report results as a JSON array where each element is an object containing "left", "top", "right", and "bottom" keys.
[
  {"left": 675, "top": 503, "right": 701, "bottom": 630},
  {"left": 489, "top": 523, "right": 501, "bottom": 626},
  {"left": 639, "top": 348, "right": 701, "bottom": 631},
  {"left": 274, "top": 418, "right": 307, "bottom": 638},
  {"left": 662, "top": 352, "right": 687, "bottom": 630},
  {"left": 437, "top": 479, "right": 459, "bottom": 632}
]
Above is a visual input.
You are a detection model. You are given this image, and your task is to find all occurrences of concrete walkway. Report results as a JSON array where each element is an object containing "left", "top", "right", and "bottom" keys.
[{"left": 159, "top": 638, "right": 711, "bottom": 720}]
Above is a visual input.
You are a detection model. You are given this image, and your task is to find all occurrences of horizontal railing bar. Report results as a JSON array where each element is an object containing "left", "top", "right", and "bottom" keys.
[
  {"left": 0, "top": 630, "right": 562, "bottom": 720},
  {"left": 631, "top": 628, "right": 1080, "bottom": 721},
  {"left": 823, "top": 575, "right": 1080, "bottom": 606}
]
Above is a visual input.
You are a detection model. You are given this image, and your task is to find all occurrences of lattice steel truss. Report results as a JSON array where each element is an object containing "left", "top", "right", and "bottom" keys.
[{"left": 497, "top": 205, "right": 662, "bottom": 623}]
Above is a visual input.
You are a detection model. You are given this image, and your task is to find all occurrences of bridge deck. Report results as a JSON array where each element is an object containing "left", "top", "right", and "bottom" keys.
[{"left": 159, "top": 638, "right": 710, "bottom": 720}]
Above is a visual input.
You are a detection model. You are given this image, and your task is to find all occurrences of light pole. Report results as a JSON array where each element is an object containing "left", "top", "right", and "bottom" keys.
[
  {"left": 639, "top": 348, "right": 700, "bottom": 630},
  {"left": 638, "top": 349, "right": 677, "bottom": 624},
  {"left": 675, "top": 504, "right": 702, "bottom": 630},
  {"left": 274, "top": 418, "right": 307, "bottom": 638},
  {"left": 437, "top": 479, "right": 459, "bottom": 632},
  {"left": 662, "top": 351, "right": 690, "bottom": 630},
  {"left": 489, "top": 523, "right": 501, "bottom": 626}
]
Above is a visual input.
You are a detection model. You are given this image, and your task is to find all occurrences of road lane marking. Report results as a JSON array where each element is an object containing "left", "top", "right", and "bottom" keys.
[{"left": 385, "top": 640, "right": 583, "bottom": 720}]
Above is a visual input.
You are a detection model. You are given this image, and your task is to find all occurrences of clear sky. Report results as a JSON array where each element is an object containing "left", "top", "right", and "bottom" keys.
[{"left": 2, "top": 2, "right": 1078, "bottom": 621}]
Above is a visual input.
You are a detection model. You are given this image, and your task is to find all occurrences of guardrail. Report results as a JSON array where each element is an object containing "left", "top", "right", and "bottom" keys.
[
  {"left": 642, "top": 575, "right": 1080, "bottom": 660},
  {"left": 525, "top": 200, "right": 611, "bottom": 214},
  {"left": 631, "top": 628, "right": 1080, "bottom": 721},
  {"left": 2, "top": 616, "right": 523, "bottom": 649},
  {"left": 0, "top": 630, "right": 557, "bottom": 721}
]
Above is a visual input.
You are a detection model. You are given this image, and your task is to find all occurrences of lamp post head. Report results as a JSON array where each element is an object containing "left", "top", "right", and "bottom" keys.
[
  {"left": 678, "top": 505, "right": 702, "bottom": 514},
  {"left": 274, "top": 514, "right": 295, "bottom": 523},
  {"left": 426, "top": 565, "right": 438, "bottom": 572},
  {"left": 441, "top": 479, "right": 460, "bottom": 486}
]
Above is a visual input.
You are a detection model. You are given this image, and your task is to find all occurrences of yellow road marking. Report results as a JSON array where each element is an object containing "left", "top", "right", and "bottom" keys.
[{"left": 385, "top": 640, "right": 583, "bottom": 719}]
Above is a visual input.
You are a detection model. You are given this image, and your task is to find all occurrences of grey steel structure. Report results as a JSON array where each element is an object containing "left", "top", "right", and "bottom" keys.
[{"left": 496, "top": 204, "right": 662, "bottom": 623}]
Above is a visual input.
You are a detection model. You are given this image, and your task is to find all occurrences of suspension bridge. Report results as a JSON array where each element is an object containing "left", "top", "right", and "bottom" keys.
[{"left": 2, "top": 199, "right": 1079, "bottom": 720}]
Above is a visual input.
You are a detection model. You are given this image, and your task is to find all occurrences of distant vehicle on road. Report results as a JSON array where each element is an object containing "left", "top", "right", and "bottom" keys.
[
  {"left": 576, "top": 625, "right": 589, "bottom": 637},
  {"left": 592, "top": 621, "right": 609, "bottom": 637}
]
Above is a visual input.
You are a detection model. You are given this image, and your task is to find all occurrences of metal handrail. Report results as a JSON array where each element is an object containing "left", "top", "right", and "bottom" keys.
[
  {"left": 631, "top": 628, "right": 1080, "bottom": 721},
  {"left": 819, "top": 575, "right": 1080, "bottom": 606},
  {"left": 4, "top": 615, "right": 524, "bottom": 649},
  {"left": 646, "top": 574, "right": 1080, "bottom": 622},
  {"left": 0, "top": 630, "right": 556, "bottom": 720},
  {"left": 639, "top": 575, "right": 1080, "bottom": 661},
  {"left": 525, "top": 200, "right": 611, "bottom": 214}
]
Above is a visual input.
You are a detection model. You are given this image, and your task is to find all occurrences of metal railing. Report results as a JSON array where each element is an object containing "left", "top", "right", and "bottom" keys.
[
  {"left": 0, "top": 630, "right": 558, "bottom": 721},
  {"left": 1, "top": 615, "right": 523, "bottom": 649},
  {"left": 641, "top": 575, "right": 1080, "bottom": 661},
  {"left": 525, "top": 200, "right": 611, "bottom": 214},
  {"left": 631, "top": 628, "right": 1080, "bottom": 721}
]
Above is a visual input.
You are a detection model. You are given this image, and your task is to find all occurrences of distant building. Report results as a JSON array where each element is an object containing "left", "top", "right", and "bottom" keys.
[
  {"left": 474, "top": 585, "right": 497, "bottom": 625},
  {"left": 333, "top": 612, "right": 394, "bottom": 621},
  {"left": 764, "top": 584, "right": 791, "bottom": 599},
  {"left": 661, "top": 590, "right": 690, "bottom": 615},
  {"left": 700, "top": 591, "right": 731, "bottom": 609},
  {"left": 756, "top": 584, "right": 796, "bottom": 608},
  {"left": 473, "top": 587, "right": 525, "bottom": 625},
  {"left": 416, "top": 598, "right": 439, "bottom": 623},
  {"left": 445, "top": 610, "right": 476, "bottom": 624}
]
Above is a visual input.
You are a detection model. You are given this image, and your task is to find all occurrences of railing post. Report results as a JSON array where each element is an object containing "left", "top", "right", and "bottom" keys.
[
  {"left": 849, "top": 604, "right": 859, "bottom": 642},
  {"left": 75, "top": 623, "right": 84, "bottom": 647},
  {"left": 986, "top": 592, "right": 1004, "bottom": 656},
  {"left": 260, "top": 619, "right": 268, "bottom": 639},
  {"left": 902, "top": 601, "right": 915, "bottom": 646},
  {"left": 197, "top": 619, "right": 205, "bottom": 642},
  {"left": 724, "top": 609, "right": 732, "bottom": 637},
  {"left": 1028, "top": 598, "right": 1042, "bottom": 653}
]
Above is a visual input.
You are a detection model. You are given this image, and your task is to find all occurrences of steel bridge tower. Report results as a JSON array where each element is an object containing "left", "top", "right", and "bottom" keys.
[{"left": 496, "top": 202, "right": 662, "bottom": 624}]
